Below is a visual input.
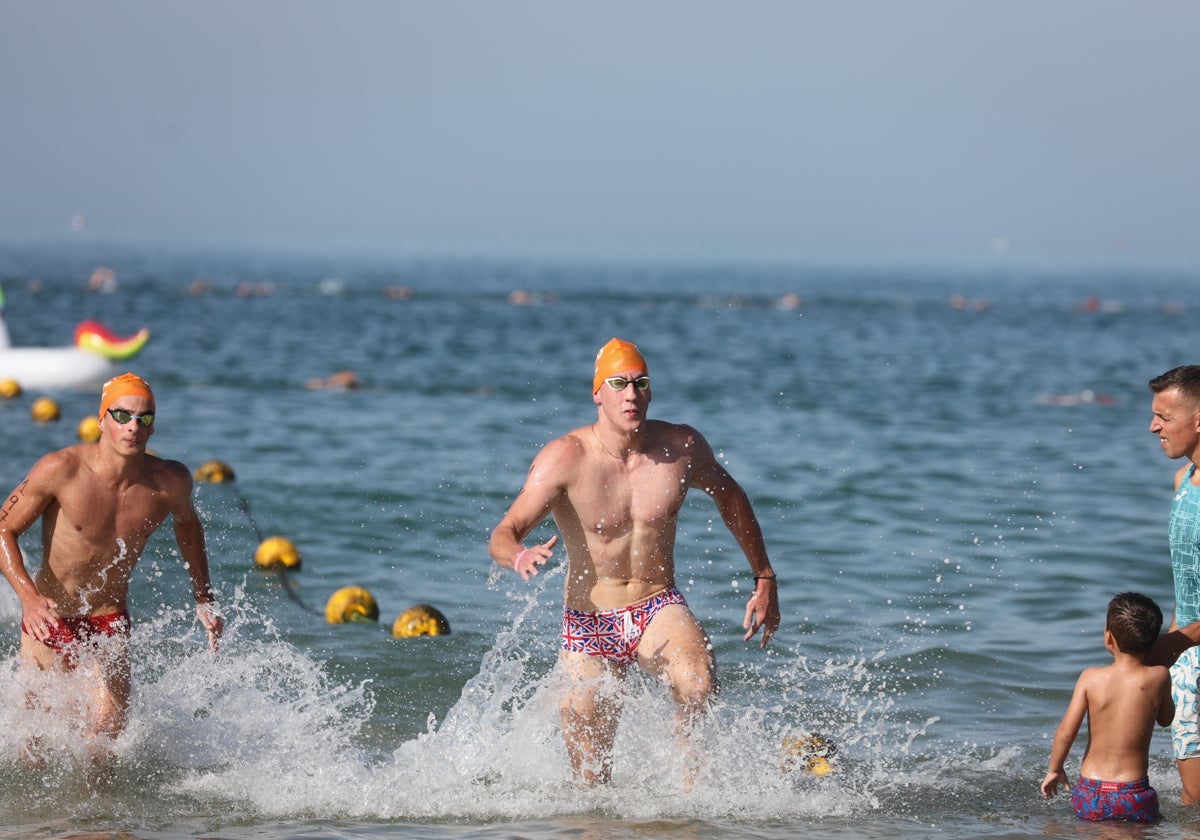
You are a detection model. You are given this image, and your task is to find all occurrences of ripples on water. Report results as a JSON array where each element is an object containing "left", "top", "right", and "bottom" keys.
[{"left": 0, "top": 244, "right": 1199, "bottom": 837}]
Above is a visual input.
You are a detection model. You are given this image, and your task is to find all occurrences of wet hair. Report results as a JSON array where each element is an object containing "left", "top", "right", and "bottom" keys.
[
  {"left": 1149, "top": 366, "right": 1200, "bottom": 404},
  {"left": 1106, "top": 592, "right": 1163, "bottom": 654}
]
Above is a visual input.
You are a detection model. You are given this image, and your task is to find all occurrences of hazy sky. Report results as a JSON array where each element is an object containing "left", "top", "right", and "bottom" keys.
[{"left": 2, "top": 2, "right": 1197, "bottom": 262}]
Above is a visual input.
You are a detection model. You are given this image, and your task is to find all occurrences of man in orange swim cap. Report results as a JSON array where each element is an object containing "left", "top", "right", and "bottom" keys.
[
  {"left": 0, "top": 371, "right": 222, "bottom": 784},
  {"left": 490, "top": 337, "right": 779, "bottom": 785}
]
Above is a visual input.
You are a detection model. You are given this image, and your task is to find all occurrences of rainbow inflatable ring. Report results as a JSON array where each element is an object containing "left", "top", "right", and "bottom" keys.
[
  {"left": 0, "top": 320, "right": 151, "bottom": 391},
  {"left": 73, "top": 320, "right": 151, "bottom": 360}
]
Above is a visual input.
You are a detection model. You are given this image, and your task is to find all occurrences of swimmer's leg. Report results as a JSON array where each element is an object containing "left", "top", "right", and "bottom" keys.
[
  {"left": 637, "top": 603, "right": 718, "bottom": 784},
  {"left": 638, "top": 603, "right": 718, "bottom": 722},
  {"left": 559, "top": 650, "right": 623, "bottom": 786},
  {"left": 17, "top": 631, "right": 62, "bottom": 767},
  {"left": 81, "top": 635, "right": 131, "bottom": 788}
]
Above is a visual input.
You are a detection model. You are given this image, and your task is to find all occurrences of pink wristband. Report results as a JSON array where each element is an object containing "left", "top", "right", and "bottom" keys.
[{"left": 513, "top": 548, "right": 539, "bottom": 575}]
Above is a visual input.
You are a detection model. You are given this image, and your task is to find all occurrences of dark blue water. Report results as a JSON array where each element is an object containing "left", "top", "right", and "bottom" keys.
[{"left": 0, "top": 242, "right": 1198, "bottom": 837}]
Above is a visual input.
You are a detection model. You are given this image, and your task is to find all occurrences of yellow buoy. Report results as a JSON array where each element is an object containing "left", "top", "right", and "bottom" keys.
[
  {"left": 77, "top": 415, "right": 101, "bottom": 442},
  {"left": 804, "top": 755, "right": 834, "bottom": 777},
  {"left": 254, "top": 536, "right": 301, "bottom": 571},
  {"left": 194, "top": 459, "right": 236, "bottom": 483},
  {"left": 325, "top": 586, "right": 379, "bottom": 624},
  {"left": 781, "top": 732, "right": 837, "bottom": 777},
  {"left": 0, "top": 378, "right": 21, "bottom": 399},
  {"left": 392, "top": 604, "right": 451, "bottom": 638},
  {"left": 31, "top": 397, "right": 61, "bottom": 423}
]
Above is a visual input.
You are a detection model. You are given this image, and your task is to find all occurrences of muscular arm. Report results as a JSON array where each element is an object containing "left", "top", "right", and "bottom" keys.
[
  {"left": 0, "top": 454, "right": 68, "bottom": 640},
  {"left": 165, "top": 462, "right": 223, "bottom": 649},
  {"left": 488, "top": 438, "right": 571, "bottom": 579},
  {"left": 686, "top": 427, "right": 780, "bottom": 646}
]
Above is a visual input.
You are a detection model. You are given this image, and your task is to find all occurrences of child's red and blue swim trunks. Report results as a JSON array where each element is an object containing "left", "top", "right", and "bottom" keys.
[{"left": 1070, "top": 776, "right": 1161, "bottom": 823}]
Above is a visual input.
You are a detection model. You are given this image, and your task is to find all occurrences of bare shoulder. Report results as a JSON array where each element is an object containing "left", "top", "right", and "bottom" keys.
[
  {"left": 527, "top": 427, "right": 589, "bottom": 480},
  {"left": 540, "top": 427, "right": 589, "bottom": 461},
  {"left": 25, "top": 444, "right": 89, "bottom": 488},
  {"left": 1074, "top": 664, "right": 1108, "bottom": 691},
  {"left": 146, "top": 455, "right": 195, "bottom": 498},
  {"left": 156, "top": 455, "right": 194, "bottom": 483},
  {"left": 647, "top": 419, "right": 710, "bottom": 452},
  {"left": 156, "top": 454, "right": 192, "bottom": 476}
]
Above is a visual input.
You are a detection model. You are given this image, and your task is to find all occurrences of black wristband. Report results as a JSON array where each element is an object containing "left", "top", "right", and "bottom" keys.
[{"left": 754, "top": 574, "right": 777, "bottom": 582}]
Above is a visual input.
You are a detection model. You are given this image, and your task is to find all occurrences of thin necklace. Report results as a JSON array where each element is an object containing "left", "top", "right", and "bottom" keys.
[{"left": 591, "top": 423, "right": 627, "bottom": 460}]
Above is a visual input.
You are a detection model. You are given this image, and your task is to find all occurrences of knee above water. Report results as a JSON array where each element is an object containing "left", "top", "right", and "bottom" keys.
[{"left": 671, "top": 665, "right": 717, "bottom": 707}]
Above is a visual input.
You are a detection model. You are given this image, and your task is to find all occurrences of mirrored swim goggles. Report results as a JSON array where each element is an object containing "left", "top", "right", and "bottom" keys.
[
  {"left": 107, "top": 408, "right": 155, "bottom": 427},
  {"left": 603, "top": 375, "right": 650, "bottom": 392}
]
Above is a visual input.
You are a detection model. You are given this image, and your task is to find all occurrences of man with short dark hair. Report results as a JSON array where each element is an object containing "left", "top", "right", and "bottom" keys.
[{"left": 1148, "top": 365, "right": 1200, "bottom": 804}]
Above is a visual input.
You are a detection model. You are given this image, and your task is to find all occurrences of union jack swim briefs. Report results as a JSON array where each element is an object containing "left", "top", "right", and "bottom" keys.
[{"left": 562, "top": 587, "right": 687, "bottom": 664}]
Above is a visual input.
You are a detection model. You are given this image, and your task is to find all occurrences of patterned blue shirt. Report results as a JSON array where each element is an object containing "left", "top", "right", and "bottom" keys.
[{"left": 1171, "top": 465, "right": 1200, "bottom": 626}]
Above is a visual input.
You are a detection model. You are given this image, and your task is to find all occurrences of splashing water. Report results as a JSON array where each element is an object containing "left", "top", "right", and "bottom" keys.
[
  {"left": 0, "top": 570, "right": 940, "bottom": 832},
  {"left": 8, "top": 248, "right": 1191, "bottom": 836}
]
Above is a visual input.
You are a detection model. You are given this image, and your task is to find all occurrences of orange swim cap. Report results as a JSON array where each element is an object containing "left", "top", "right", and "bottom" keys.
[
  {"left": 99, "top": 372, "right": 155, "bottom": 421},
  {"left": 593, "top": 338, "right": 648, "bottom": 393}
]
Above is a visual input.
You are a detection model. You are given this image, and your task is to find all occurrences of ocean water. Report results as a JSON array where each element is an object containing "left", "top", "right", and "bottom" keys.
[{"left": 0, "top": 243, "right": 1198, "bottom": 838}]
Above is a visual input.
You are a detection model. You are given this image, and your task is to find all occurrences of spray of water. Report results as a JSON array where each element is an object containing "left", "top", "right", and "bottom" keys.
[{"left": 0, "top": 569, "right": 948, "bottom": 828}]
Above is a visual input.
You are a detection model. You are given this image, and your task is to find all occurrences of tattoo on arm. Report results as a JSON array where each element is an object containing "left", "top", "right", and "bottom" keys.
[{"left": 0, "top": 481, "right": 28, "bottom": 523}]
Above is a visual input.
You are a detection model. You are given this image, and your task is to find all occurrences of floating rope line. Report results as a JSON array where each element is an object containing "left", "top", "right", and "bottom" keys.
[
  {"left": 193, "top": 459, "right": 321, "bottom": 616},
  {"left": 193, "top": 458, "right": 450, "bottom": 634}
]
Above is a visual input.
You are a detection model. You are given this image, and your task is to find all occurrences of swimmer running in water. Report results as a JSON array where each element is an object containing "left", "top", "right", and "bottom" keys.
[
  {"left": 0, "top": 372, "right": 223, "bottom": 784},
  {"left": 489, "top": 338, "right": 781, "bottom": 786}
]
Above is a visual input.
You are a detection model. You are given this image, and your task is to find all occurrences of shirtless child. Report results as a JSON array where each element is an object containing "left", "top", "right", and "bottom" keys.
[
  {"left": 0, "top": 373, "right": 223, "bottom": 779},
  {"left": 1041, "top": 592, "right": 1174, "bottom": 823}
]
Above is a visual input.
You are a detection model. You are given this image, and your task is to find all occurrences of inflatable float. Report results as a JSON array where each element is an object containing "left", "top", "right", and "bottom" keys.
[{"left": 0, "top": 315, "right": 151, "bottom": 391}]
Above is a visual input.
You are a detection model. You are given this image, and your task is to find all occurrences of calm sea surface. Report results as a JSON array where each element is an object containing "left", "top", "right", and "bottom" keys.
[{"left": 1, "top": 243, "right": 1199, "bottom": 838}]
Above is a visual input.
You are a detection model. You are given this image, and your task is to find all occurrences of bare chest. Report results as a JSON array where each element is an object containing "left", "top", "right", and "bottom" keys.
[
  {"left": 567, "top": 455, "right": 692, "bottom": 537},
  {"left": 48, "top": 476, "right": 172, "bottom": 550}
]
